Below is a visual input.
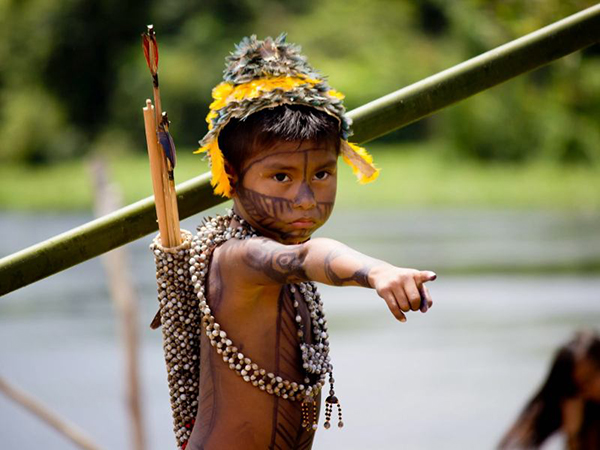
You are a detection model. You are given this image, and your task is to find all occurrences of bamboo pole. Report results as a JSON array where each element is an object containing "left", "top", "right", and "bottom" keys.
[
  {"left": 0, "top": 4, "right": 599, "bottom": 297},
  {"left": 90, "top": 158, "right": 146, "bottom": 450},
  {"left": 0, "top": 376, "right": 105, "bottom": 450}
]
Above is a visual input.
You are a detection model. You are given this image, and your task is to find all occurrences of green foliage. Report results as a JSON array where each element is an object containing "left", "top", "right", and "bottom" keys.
[
  {"left": 0, "top": 86, "right": 83, "bottom": 162},
  {"left": 0, "top": 0, "right": 597, "bottom": 166},
  {"left": 435, "top": 0, "right": 600, "bottom": 163}
]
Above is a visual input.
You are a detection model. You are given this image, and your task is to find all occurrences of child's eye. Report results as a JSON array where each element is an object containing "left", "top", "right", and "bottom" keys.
[
  {"left": 273, "top": 173, "right": 290, "bottom": 182},
  {"left": 314, "top": 171, "right": 330, "bottom": 180}
]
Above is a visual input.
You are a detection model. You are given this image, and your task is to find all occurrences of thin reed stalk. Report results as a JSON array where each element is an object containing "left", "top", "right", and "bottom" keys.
[
  {"left": 0, "top": 376, "right": 105, "bottom": 450},
  {"left": 90, "top": 158, "right": 146, "bottom": 450}
]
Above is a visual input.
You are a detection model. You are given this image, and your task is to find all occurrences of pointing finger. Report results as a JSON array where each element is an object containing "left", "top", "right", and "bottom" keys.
[{"left": 418, "top": 271, "right": 437, "bottom": 283}]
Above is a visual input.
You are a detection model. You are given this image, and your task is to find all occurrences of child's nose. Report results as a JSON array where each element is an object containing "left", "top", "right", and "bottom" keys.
[{"left": 293, "top": 182, "right": 317, "bottom": 209}]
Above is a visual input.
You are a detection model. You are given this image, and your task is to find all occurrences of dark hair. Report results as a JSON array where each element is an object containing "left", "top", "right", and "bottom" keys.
[
  {"left": 218, "top": 104, "right": 341, "bottom": 176},
  {"left": 499, "top": 330, "right": 600, "bottom": 449}
]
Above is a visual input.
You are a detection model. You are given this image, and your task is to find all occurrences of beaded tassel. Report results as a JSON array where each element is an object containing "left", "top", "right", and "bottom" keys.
[
  {"left": 301, "top": 399, "right": 319, "bottom": 431},
  {"left": 324, "top": 374, "right": 344, "bottom": 429},
  {"left": 301, "top": 401, "right": 309, "bottom": 429}
]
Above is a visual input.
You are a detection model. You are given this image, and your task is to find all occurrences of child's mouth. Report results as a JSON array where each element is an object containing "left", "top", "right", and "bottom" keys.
[{"left": 289, "top": 219, "right": 316, "bottom": 229}]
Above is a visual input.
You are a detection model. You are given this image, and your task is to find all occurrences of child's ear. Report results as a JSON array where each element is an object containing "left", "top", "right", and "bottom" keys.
[{"left": 224, "top": 160, "right": 238, "bottom": 194}]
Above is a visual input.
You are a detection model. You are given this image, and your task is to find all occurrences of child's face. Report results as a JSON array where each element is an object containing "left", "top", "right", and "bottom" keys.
[{"left": 232, "top": 139, "right": 338, "bottom": 244}]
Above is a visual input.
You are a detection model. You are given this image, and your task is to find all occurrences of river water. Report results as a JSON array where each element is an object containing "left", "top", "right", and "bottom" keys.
[{"left": 1, "top": 210, "right": 599, "bottom": 450}]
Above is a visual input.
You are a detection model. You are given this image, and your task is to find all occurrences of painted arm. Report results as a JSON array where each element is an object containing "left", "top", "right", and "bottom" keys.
[{"left": 237, "top": 236, "right": 436, "bottom": 322}]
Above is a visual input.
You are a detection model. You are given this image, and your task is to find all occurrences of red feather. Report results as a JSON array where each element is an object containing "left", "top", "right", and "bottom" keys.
[{"left": 142, "top": 25, "right": 159, "bottom": 75}]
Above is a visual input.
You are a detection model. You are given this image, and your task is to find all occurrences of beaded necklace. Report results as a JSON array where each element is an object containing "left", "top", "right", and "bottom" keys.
[{"left": 189, "top": 209, "right": 343, "bottom": 430}]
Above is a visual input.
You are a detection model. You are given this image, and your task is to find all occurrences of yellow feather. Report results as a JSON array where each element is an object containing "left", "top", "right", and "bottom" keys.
[
  {"left": 328, "top": 89, "right": 345, "bottom": 100},
  {"left": 341, "top": 141, "right": 380, "bottom": 184},
  {"left": 207, "top": 139, "right": 232, "bottom": 197},
  {"left": 205, "top": 76, "right": 322, "bottom": 126},
  {"left": 193, "top": 139, "right": 232, "bottom": 197}
]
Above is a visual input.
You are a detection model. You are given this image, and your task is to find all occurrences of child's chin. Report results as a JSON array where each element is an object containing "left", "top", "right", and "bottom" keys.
[{"left": 281, "top": 229, "right": 314, "bottom": 245}]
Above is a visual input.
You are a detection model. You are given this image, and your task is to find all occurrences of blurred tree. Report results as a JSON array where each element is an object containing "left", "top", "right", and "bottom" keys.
[
  {"left": 417, "top": 0, "right": 449, "bottom": 37},
  {"left": 0, "top": 0, "right": 152, "bottom": 163},
  {"left": 0, "top": 0, "right": 81, "bottom": 163},
  {"left": 44, "top": 0, "right": 152, "bottom": 133},
  {"left": 436, "top": 0, "right": 599, "bottom": 164}
]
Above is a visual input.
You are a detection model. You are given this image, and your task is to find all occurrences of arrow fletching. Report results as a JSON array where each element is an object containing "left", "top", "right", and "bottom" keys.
[
  {"left": 158, "top": 113, "right": 177, "bottom": 170},
  {"left": 142, "top": 24, "right": 159, "bottom": 78}
]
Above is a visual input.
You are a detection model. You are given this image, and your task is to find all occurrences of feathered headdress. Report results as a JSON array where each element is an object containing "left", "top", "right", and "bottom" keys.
[{"left": 195, "top": 33, "right": 379, "bottom": 197}]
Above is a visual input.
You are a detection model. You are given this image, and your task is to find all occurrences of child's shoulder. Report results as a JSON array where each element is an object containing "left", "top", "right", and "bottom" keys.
[{"left": 207, "top": 234, "right": 277, "bottom": 266}]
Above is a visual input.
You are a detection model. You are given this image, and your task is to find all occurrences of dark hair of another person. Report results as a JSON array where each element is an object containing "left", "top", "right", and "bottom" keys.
[
  {"left": 498, "top": 330, "right": 600, "bottom": 449},
  {"left": 218, "top": 104, "right": 341, "bottom": 177}
]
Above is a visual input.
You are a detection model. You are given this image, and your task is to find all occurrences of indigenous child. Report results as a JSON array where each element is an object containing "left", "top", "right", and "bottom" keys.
[
  {"left": 151, "top": 34, "right": 437, "bottom": 450},
  {"left": 499, "top": 330, "right": 600, "bottom": 449}
]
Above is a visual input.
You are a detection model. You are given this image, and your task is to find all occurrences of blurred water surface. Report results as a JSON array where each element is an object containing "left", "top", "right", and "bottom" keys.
[{"left": 1, "top": 210, "right": 599, "bottom": 450}]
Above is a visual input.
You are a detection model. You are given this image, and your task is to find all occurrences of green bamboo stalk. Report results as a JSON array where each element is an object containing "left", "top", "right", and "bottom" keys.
[{"left": 1, "top": 4, "right": 599, "bottom": 297}]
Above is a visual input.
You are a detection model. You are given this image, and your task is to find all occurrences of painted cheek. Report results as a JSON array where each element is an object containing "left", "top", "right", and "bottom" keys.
[
  {"left": 315, "top": 183, "right": 337, "bottom": 206},
  {"left": 238, "top": 187, "right": 295, "bottom": 226}
]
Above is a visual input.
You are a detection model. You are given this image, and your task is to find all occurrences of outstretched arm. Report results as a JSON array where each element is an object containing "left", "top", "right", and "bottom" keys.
[{"left": 229, "top": 236, "right": 436, "bottom": 322}]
